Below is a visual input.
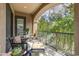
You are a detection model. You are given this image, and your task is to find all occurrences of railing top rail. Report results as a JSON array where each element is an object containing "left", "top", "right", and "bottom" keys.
[{"left": 38, "top": 31, "right": 74, "bottom": 35}]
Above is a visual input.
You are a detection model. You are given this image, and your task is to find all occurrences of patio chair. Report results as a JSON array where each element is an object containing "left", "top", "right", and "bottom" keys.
[
  {"left": 9, "top": 36, "right": 32, "bottom": 56},
  {"left": 9, "top": 36, "right": 28, "bottom": 51}
]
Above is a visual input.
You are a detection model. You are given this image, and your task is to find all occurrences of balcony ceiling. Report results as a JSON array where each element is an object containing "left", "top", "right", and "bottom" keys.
[{"left": 11, "top": 3, "right": 42, "bottom": 14}]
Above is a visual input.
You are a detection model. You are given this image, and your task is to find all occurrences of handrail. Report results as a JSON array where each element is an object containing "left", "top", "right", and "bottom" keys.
[
  {"left": 37, "top": 31, "right": 74, "bottom": 55},
  {"left": 38, "top": 31, "right": 74, "bottom": 34}
]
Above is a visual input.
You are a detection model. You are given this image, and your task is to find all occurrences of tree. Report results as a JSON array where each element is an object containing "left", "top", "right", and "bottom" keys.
[
  {"left": 37, "top": 16, "right": 49, "bottom": 32},
  {"left": 38, "top": 4, "right": 74, "bottom": 33}
]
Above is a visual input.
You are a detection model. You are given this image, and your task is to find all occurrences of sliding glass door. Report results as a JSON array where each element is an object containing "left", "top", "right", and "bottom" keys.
[{"left": 15, "top": 16, "right": 26, "bottom": 36}]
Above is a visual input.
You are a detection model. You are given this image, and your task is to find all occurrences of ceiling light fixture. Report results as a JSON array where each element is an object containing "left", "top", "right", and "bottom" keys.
[{"left": 24, "top": 6, "right": 27, "bottom": 8}]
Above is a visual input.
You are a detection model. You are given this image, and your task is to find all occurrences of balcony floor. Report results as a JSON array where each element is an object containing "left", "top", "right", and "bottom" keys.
[{"left": 31, "top": 45, "right": 65, "bottom": 56}]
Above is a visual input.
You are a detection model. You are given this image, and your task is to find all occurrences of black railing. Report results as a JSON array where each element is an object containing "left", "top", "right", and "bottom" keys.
[{"left": 37, "top": 32, "right": 74, "bottom": 55}]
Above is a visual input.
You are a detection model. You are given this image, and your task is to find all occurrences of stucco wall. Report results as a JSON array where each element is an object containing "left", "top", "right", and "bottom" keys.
[
  {"left": 0, "top": 3, "right": 6, "bottom": 53},
  {"left": 74, "top": 3, "right": 79, "bottom": 55}
]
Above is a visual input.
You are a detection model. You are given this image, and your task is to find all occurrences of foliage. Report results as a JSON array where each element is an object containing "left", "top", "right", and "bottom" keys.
[
  {"left": 11, "top": 47, "right": 22, "bottom": 56},
  {"left": 37, "top": 4, "right": 74, "bottom": 55},
  {"left": 25, "top": 28, "right": 29, "bottom": 32},
  {"left": 37, "top": 4, "right": 74, "bottom": 33},
  {"left": 38, "top": 17, "right": 49, "bottom": 32}
]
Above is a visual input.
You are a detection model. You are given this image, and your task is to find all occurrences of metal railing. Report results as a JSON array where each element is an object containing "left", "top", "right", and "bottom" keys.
[{"left": 37, "top": 31, "right": 74, "bottom": 55}]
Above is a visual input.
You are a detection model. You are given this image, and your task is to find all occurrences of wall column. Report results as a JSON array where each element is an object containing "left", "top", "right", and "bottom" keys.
[
  {"left": 0, "top": 3, "right": 6, "bottom": 53},
  {"left": 74, "top": 3, "right": 79, "bottom": 55},
  {"left": 33, "top": 19, "right": 38, "bottom": 36}
]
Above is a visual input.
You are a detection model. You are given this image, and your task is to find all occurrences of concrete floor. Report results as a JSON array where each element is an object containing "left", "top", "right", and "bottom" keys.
[{"left": 32, "top": 45, "right": 65, "bottom": 56}]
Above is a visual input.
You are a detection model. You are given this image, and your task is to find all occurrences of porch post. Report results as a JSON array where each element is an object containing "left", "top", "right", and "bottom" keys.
[
  {"left": 74, "top": 3, "right": 79, "bottom": 55},
  {"left": 33, "top": 21, "right": 38, "bottom": 36}
]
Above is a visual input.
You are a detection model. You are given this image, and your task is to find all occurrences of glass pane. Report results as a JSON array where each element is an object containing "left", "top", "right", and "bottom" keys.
[{"left": 17, "top": 18, "right": 24, "bottom": 35}]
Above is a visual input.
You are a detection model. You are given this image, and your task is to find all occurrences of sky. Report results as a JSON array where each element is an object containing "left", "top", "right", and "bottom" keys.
[{"left": 41, "top": 3, "right": 71, "bottom": 21}]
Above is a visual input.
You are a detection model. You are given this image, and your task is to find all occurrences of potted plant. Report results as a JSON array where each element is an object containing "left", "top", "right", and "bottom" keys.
[
  {"left": 11, "top": 47, "right": 22, "bottom": 56},
  {"left": 25, "top": 28, "right": 29, "bottom": 34}
]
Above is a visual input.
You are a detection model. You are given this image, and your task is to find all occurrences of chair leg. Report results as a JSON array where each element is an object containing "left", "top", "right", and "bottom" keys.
[
  {"left": 23, "top": 49, "right": 32, "bottom": 56},
  {"left": 29, "top": 50, "right": 32, "bottom": 56}
]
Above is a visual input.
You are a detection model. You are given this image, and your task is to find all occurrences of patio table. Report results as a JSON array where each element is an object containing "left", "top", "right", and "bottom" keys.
[{"left": 27, "top": 40, "right": 45, "bottom": 56}]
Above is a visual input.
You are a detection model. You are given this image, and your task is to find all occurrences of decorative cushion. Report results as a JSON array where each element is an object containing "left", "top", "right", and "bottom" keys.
[{"left": 13, "top": 36, "right": 21, "bottom": 43}]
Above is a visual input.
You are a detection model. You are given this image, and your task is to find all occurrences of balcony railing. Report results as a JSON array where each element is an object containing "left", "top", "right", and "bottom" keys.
[{"left": 37, "top": 31, "right": 74, "bottom": 55}]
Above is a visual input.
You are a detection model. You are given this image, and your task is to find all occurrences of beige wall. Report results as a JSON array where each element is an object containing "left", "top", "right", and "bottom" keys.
[
  {"left": 15, "top": 12, "right": 33, "bottom": 34},
  {"left": 0, "top": 3, "right": 6, "bottom": 53},
  {"left": 26, "top": 15, "right": 32, "bottom": 34}
]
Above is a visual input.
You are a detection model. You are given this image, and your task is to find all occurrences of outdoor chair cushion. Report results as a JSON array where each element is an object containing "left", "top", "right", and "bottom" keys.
[{"left": 13, "top": 36, "right": 21, "bottom": 43}]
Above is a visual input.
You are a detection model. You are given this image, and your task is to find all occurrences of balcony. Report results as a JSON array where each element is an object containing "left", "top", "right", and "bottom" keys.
[{"left": 0, "top": 3, "right": 79, "bottom": 56}]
